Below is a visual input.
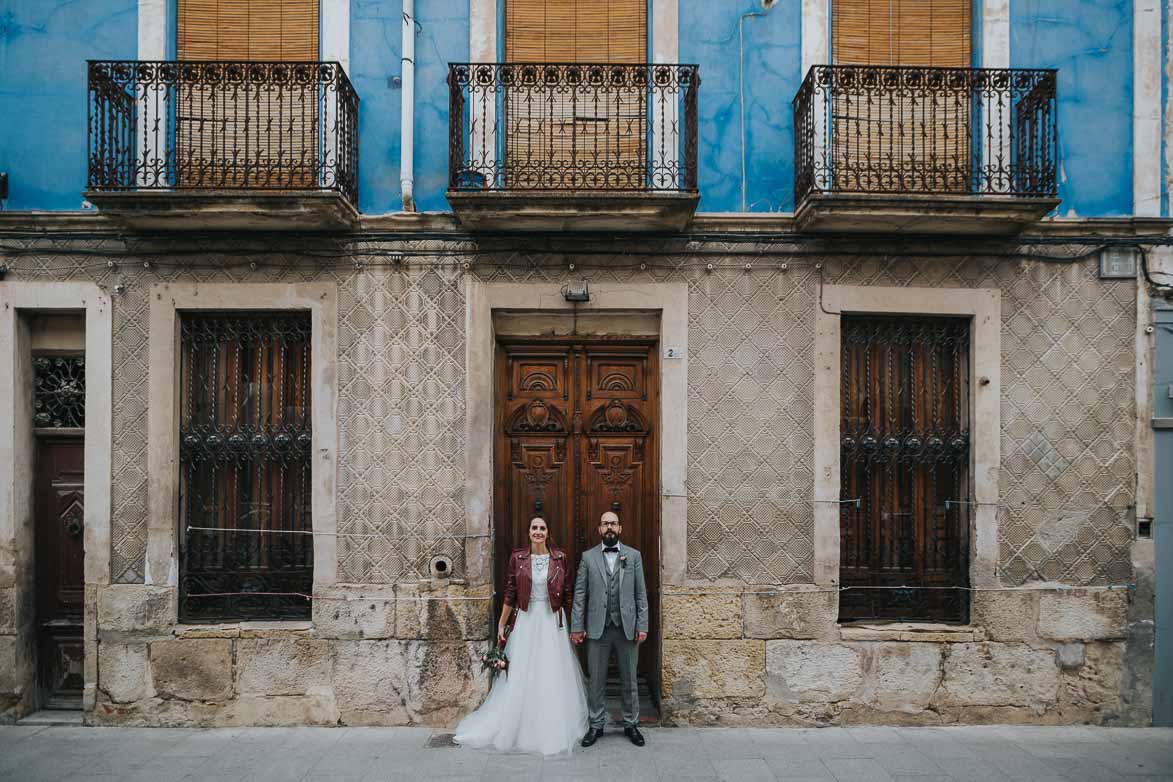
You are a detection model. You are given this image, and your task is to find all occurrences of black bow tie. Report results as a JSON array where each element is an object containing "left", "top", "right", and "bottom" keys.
[{"left": 603, "top": 547, "right": 619, "bottom": 553}]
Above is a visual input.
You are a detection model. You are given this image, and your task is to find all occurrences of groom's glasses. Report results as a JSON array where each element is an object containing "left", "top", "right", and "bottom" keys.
[{"left": 600, "top": 521, "right": 621, "bottom": 528}]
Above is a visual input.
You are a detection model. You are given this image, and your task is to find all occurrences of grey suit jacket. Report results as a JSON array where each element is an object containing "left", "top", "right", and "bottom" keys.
[{"left": 569, "top": 542, "right": 649, "bottom": 641}]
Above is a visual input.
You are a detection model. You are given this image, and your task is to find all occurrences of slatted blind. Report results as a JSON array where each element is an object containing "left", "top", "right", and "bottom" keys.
[
  {"left": 832, "top": 0, "right": 970, "bottom": 67},
  {"left": 178, "top": 0, "right": 319, "bottom": 61},
  {"left": 831, "top": 0, "right": 972, "bottom": 192},
  {"left": 176, "top": 0, "right": 320, "bottom": 189},
  {"left": 504, "top": 0, "right": 647, "bottom": 188},
  {"left": 505, "top": 0, "right": 646, "bottom": 62}
]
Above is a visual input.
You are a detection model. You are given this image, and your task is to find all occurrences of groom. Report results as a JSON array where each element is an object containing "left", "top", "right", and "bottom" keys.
[{"left": 569, "top": 510, "right": 648, "bottom": 747}]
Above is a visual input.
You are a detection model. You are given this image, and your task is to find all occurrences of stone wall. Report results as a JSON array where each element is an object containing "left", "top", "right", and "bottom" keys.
[
  {"left": 661, "top": 587, "right": 1131, "bottom": 725},
  {"left": 6, "top": 237, "right": 1135, "bottom": 589},
  {"left": 90, "top": 582, "right": 490, "bottom": 727},
  {"left": 0, "top": 229, "right": 1151, "bottom": 726}
]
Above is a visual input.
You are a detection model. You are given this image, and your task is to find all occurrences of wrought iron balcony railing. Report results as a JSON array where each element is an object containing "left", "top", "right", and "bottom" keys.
[
  {"left": 448, "top": 63, "right": 699, "bottom": 192},
  {"left": 88, "top": 60, "right": 359, "bottom": 205},
  {"left": 794, "top": 65, "right": 1057, "bottom": 202}
]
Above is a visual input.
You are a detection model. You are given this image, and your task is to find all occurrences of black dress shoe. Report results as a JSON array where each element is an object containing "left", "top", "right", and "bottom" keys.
[
  {"left": 581, "top": 727, "right": 604, "bottom": 747},
  {"left": 624, "top": 725, "right": 645, "bottom": 747}
]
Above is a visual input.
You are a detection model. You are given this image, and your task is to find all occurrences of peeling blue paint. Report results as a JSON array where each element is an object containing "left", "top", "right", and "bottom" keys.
[
  {"left": 680, "top": 0, "right": 800, "bottom": 213},
  {"left": 0, "top": 0, "right": 1154, "bottom": 218},
  {"left": 352, "top": 0, "right": 466, "bottom": 215},
  {"left": 1012, "top": 0, "right": 1133, "bottom": 217},
  {"left": 0, "top": 0, "right": 137, "bottom": 211}
]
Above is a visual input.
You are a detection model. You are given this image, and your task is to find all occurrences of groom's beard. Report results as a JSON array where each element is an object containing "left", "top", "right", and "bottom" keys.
[{"left": 602, "top": 532, "right": 619, "bottom": 547}]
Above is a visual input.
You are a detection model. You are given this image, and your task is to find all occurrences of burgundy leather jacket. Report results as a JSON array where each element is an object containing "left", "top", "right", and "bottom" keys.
[{"left": 504, "top": 547, "right": 572, "bottom": 628}]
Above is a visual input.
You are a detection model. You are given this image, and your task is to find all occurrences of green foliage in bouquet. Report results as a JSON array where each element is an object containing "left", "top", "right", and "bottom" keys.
[{"left": 481, "top": 623, "right": 510, "bottom": 679}]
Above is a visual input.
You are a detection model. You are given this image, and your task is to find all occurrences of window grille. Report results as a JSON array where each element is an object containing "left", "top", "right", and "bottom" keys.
[
  {"left": 839, "top": 315, "right": 971, "bottom": 622},
  {"left": 178, "top": 312, "right": 313, "bottom": 621},
  {"left": 33, "top": 355, "right": 86, "bottom": 429}
]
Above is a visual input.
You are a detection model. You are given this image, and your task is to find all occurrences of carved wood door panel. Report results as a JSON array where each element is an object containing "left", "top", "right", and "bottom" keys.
[
  {"left": 495, "top": 339, "right": 659, "bottom": 682},
  {"left": 34, "top": 436, "right": 85, "bottom": 709}
]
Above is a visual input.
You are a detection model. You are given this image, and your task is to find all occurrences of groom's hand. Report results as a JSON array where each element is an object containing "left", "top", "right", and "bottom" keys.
[
  {"left": 636, "top": 632, "right": 647, "bottom": 644},
  {"left": 570, "top": 631, "right": 585, "bottom": 645}
]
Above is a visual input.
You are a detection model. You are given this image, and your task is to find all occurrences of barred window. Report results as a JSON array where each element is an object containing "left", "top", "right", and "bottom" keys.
[
  {"left": 839, "top": 315, "right": 971, "bottom": 623},
  {"left": 179, "top": 313, "right": 313, "bottom": 622}
]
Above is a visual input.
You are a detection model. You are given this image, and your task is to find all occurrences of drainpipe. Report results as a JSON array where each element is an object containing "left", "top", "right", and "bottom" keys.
[{"left": 400, "top": 0, "right": 416, "bottom": 212}]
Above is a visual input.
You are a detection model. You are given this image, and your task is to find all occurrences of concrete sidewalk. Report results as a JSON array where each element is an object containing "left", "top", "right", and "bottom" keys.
[{"left": 1, "top": 724, "right": 1172, "bottom": 781}]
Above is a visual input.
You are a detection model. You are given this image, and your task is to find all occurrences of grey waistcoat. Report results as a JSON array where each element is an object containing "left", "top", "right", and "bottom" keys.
[{"left": 604, "top": 560, "right": 622, "bottom": 627}]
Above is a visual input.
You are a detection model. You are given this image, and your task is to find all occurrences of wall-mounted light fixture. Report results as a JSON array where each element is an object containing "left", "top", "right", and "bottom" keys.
[{"left": 562, "top": 280, "right": 590, "bottom": 302}]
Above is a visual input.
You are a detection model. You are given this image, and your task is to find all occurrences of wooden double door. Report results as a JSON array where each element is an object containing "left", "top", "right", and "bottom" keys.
[{"left": 494, "top": 339, "right": 660, "bottom": 680}]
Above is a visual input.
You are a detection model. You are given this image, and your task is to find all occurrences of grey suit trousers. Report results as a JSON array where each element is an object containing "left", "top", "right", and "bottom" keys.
[{"left": 587, "top": 620, "right": 639, "bottom": 728}]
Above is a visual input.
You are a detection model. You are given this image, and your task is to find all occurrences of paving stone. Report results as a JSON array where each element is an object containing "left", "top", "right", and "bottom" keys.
[{"left": 0, "top": 725, "right": 1170, "bottom": 781}]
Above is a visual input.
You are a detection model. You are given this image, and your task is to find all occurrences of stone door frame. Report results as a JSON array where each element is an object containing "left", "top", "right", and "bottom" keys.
[
  {"left": 0, "top": 281, "right": 113, "bottom": 719},
  {"left": 464, "top": 279, "right": 689, "bottom": 590}
]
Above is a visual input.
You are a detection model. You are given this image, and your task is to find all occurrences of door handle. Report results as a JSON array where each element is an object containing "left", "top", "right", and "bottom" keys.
[{"left": 65, "top": 518, "right": 82, "bottom": 537}]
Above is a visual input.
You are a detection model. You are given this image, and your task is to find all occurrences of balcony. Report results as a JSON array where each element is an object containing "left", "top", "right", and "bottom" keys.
[
  {"left": 447, "top": 63, "right": 700, "bottom": 232},
  {"left": 793, "top": 65, "right": 1059, "bottom": 235},
  {"left": 86, "top": 60, "right": 359, "bottom": 231}
]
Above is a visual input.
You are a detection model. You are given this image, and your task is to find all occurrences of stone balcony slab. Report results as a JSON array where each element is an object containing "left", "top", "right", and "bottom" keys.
[
  {"left": 84, "top": 190, "right": 359, "bottom": 232},
  {"left": 446, "top": 190, "right": 700, "bottom": 233},
  {"left": 795, "top": 192, "right": 1060, "bottom": 236}
]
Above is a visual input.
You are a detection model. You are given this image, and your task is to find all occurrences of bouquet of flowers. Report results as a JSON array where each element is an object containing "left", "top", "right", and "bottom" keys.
[{"left": 481, "top": 623, "right": 510, "bottom": 679}]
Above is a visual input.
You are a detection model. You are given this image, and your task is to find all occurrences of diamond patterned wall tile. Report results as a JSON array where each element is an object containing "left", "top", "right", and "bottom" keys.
[
  {"left": 9, "top": 239, "right": 1136, "bottom": 589},
  {"left": 828, "top": 256, "right": 1135, "bottom": 586}
]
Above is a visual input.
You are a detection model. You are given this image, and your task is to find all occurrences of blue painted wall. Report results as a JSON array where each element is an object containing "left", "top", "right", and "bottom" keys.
[
  {"left": 351, "top": 0, "right": 403, "bottom": 214},
  {"left": 0, "top": 0, "right": 1152, "bottom": 218},
  {"left": 1012, "top": 0, "right": 1133, "bottom": 217},
  {"left": 680, "top": 0, "right": 800, "bottom": 213},
  {"left": 352, "top": 0, "right": 466, "bottom": 215},
  {"left": 0, "top": 0, "right": 137, "bottom": 211}
]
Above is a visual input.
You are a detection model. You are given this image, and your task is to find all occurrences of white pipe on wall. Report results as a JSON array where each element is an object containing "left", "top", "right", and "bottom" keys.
[{"left": 400, "top": 0, "right": 416, "bottom": 211}]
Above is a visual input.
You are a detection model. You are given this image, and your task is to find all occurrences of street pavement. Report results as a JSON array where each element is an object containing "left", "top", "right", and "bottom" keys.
[{"left": 1, "top": 724, "right": 1172, "bottom": 781}]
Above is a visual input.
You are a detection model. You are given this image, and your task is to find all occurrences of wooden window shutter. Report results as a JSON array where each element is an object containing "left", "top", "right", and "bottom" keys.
[
  {"left": 832, "top": 0, "right": 970, "bottom": 67},
  {"left": 177, "top": 0, "right": 319, "bottom": 61},
  {"left": 503, "top": 0, "right": 647, "bottom": 188},
  {"left": 505, "top": 0, "right": 646, "bottom": 62},
  {"left": 175, "top": 0, "right": 320, "bottom": 189},
  {"left": 831, "top": 0, "right": 972, "bottom": 193}
]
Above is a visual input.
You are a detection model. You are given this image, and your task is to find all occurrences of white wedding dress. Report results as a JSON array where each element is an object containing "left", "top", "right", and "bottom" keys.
[{"left": 454, "top": 553, "right": 589, "bottom": 755}]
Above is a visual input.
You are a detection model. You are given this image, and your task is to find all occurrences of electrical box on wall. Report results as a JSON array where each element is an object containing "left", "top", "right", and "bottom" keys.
[{"left": 1099, "top": 247, "right": 1138, "bottom": 279}]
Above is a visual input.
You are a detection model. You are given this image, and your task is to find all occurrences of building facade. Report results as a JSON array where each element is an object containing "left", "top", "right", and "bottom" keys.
[{"left": 0, "top": 0, "right": 1169, "bottom": 727}]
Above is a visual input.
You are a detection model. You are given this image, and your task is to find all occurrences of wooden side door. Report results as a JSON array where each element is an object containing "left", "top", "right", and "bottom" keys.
[
  {"left": 495, "top": 339, "right": 660, "bottom": 683},
  {"left": 34, "top": 436, "right": 85, "bottom": 709}
]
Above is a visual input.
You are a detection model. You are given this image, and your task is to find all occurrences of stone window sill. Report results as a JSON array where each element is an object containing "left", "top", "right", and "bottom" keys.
[
  {"left": 174, "top": 621, "right": 313, "bottom": 639},
  {"left": 838, "top": 623, "right": 984, "bottom": 643}
]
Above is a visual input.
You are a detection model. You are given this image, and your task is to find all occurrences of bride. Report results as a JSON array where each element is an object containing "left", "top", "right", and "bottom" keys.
[{"left": 454, "top": 517, "right": 588, "bottom": 755}]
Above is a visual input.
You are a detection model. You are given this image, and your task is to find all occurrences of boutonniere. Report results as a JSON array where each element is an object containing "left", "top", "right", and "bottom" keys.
[{"left": 620, "top": 555, "right": 628, "bottom": 568}]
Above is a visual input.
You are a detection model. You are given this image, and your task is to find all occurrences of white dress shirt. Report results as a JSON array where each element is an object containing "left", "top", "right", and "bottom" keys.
[{"left": 603, "top": 543, "right": 620, "bottom": 574}]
